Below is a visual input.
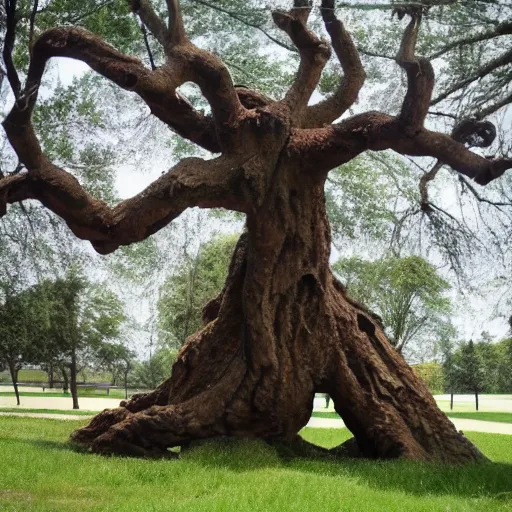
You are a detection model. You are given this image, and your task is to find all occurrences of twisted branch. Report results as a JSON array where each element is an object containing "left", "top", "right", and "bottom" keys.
[
  {"left": 303, "top": 0, "right": 366, "bottom": 129},
  {"left": 273, "top": 1, "right": 331, "bottom": 122},
  {"left": 4, "top": 26, "right": 219, "bottom": 152},
  {"left": 0, "top": 156, "right": 247, "bottom": 255},
  {"left": 396, "top": 10, "right": 434, "bottom": 130}
]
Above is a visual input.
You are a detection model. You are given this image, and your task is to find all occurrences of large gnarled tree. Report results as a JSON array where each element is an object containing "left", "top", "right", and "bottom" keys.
[{"left": 1, "top": 0, "right": 510, "bottom": 462}]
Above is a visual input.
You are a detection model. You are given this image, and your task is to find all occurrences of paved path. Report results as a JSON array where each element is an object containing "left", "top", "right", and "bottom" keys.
[
  {"left": 307, "top": 416, "right": 512, "bottom": 435},
  {"left": 0, "top": 395, "right": 121, "bottom": 411},
  {"left": 1, "top": 391, "right": 511, "bottom": 434},
  {"left": 1, "top": 410, "right": 511, "bottom": 435}
]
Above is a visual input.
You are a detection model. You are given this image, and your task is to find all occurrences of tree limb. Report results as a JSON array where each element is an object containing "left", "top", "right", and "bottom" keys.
[
  {"left": 28, "top": 0, "right": 39, "bottom": 49},
  {"left": 474, "top": 91, "right": 512, "bottom": 120},
  {"left": 0, "top": 156, "right": 248, "bottom": 255},
  {"left": 419, "top": 160, "right": 443, "bottom": 212},
  {"left": 137, "top": 16, "right": 157, "bottom": 70},
  {"left": 8, "top": 26, "right": 219, "bottom": 152},
  {"left": 273, "top": 2, "right": 331, "bottom": 121},
  {"left": 127, "top": 0, "right": 169, "bottom": 48},
  {"left": 166, "top": 0, "right": 187, "bottom": 46},
  {"left": 303, "top": 0, "right": 366, "bottom": 129},
  {"left": 288, "top": 114, "right": 512, "bottom": 185},
  {"left": 3, "top": 0, "right": 22, "bottom": 98},
  {"left": 396, "top": 10, "right": 434, "bottom": 130}
]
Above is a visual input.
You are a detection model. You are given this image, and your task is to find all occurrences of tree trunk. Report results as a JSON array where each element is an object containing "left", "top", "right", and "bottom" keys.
[
  {"left": 72, "top": 165, "right": 485, "bottom": 464},
  {"left": 124, "top": 369, "right": 129, "bottom": 400},
  {"left": 8, "top": 360, "right": 20, "bottom": 406},
  {"left": 60, "top": 365, "right": 69, "bottom": 394},
  {"left": 70, "top": 349, "right": 79, "bottom": 410},
  {"left": 48, "top": 362, "right": 54, "bottom": 389}
]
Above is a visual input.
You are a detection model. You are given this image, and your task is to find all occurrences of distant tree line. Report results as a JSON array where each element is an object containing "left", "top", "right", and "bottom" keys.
[
  {"left": 413, "top": 337, "right": 512, "bottom": 395},
  {"left": 444, "top": 338, "right": 512, "bottom": 395}
]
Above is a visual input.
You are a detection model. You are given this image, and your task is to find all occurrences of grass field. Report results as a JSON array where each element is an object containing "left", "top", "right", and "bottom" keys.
[
  {"left": 0, "top": 417, "right": 511, "bottom": 511},
  {"left": 0, "top": 408, "right": 94, "bottom": 416},
  {"left": 311, "top": 411, "right": 512, "bottom": 424},
  {"left": 0, "top": 369, "right": 111, "bottom": 384}
]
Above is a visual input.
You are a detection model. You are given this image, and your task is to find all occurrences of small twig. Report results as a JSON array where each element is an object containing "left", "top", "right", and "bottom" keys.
[{"left": 427, "top": 110, "right": 457, "bottom": 119}]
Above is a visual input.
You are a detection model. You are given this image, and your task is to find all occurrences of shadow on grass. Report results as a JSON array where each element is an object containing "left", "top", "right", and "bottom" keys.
[
  {"left": 31, "top": 439, "right": 90, "bottom": 454},
  {"left": 186, "top": 437, "right": 512, "bottom": 501},
  {"left": 0, "top": 437, "right": 89, "bottom": 455},
  {"left": 292, "top": 457, "right": 512, "bottom": 502}
]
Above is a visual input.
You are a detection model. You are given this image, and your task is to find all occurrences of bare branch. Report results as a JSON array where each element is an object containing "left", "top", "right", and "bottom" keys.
[
  {"left": 338, "top": 1, "right": 457, "bottom": 10},
  {"left": 3, "top": 0, "right": 22, "bottom": 98},
  {"left": 357, "top": 47, "right": 394, "bottom": 60},
  {"left": 28, "top": 0, "right": 39, "bottom": 49},
  {"left": 166, "top": 0, "right": 187, "bottom": 46},
  {"left": 396, "top": 11, "right": 434, "bottom": 130},
  {"left": 303, "top": 0, "right": 366, "bottom": 129},
  {"left": 273, "top": 3, "right": 331, "bottom": 120},
  {"left": 127, "top": 0, "right": 169, "bottom": 48},
  {"left": 419, "top": 160, "right": 443, "bottom": 212},
  {"left": 474, "top": 91, "right": 512, "bottom": 120},
  {"left": 427, "top": 110, "right": 457, "bottom": 119},
  {"left": 429, "top": 20, "right": 512, "bottom": 60},
  {"left": 458, "top": 174, "right": 512, "bottom": 209},
  {"left": 190, "top": 0, "right": 295, "bottom": 52},
  {"left": 136, "top": 16, "right": 157, "bottom": 70},
  {"left": 431, "top": 49, "right": 512, "bottom": 106}
]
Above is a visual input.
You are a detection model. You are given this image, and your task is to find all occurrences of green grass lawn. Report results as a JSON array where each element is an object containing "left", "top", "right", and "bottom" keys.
[
  {"left": 311, "top": 411, "right": 341, "bottom": 420},
  {"left": 0, "top": 408, "right": 94, "bottom": 416},
  {"left": 311, "top": 411, "right": 512, "bottom": 424},
  {"left": 0, "top": 417, "right": 511, "bottom": 511},
  {"left": 0, "top": 369, "right": 112, "bottom": 384}
]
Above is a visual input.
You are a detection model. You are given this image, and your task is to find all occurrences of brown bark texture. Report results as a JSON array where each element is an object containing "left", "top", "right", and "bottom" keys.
[{"left": 1, "top": 0, "right": 508, "bottom": 462}]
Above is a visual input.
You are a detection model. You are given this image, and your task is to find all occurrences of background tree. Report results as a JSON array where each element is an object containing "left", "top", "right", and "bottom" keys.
[
  {"left": 334, "top": 255, "right": 453, "bottom": 359},
  {"left": 158, "top": 233, "right": 238, "bottom": 348},
  {"left": 132, "top": 348, "right": 177, "bottom": 391},
  {"left": 1, "top": 0, "right": 510, "bottom": 462},
  {"left": 96, "top": 341, "right": 136, "bottom": 399},
  {"left": 498, "top": 338, "right": 512, "bottom": 393},
  {"left": 0, "top": 284, "right": 29, "bottom": 405},
  {"left": 42, "top": 270, "right": 125, "bottom": 409},
  {"left": 450, "top": 339, "right": 484, "bottom": 409}
]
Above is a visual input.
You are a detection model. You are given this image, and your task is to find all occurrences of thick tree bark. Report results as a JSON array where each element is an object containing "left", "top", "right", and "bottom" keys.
[
  {"left": 72, "top": 163, "right": 485, "bottom": 463},
  {"left": 7, "top": 360, "right": 20, "bottom": 406}
]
